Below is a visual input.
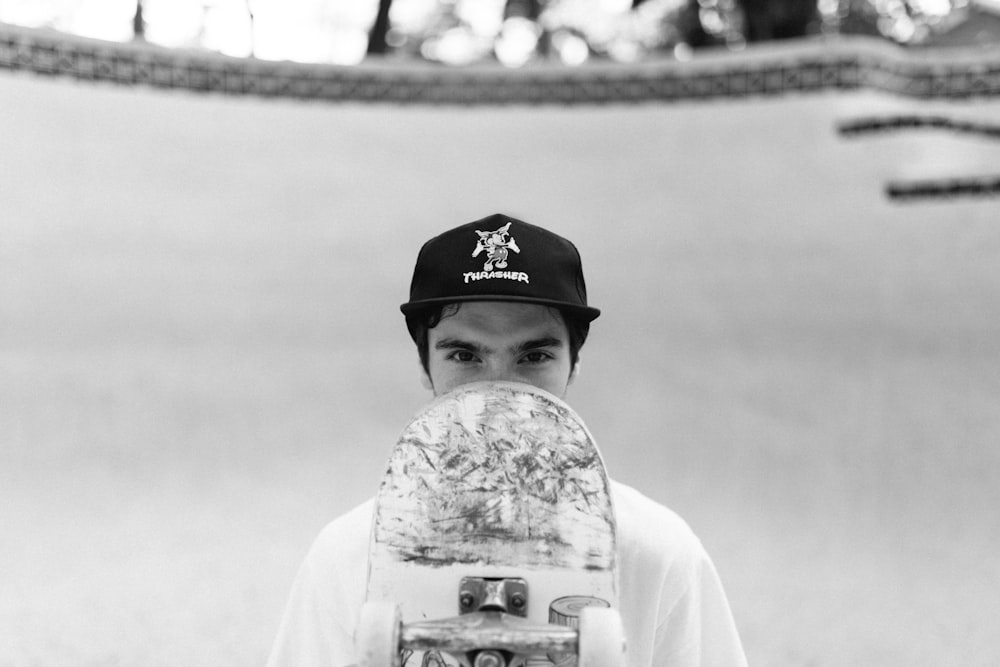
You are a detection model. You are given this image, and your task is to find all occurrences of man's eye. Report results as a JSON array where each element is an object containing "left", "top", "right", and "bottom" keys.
[
  {"left": 522, "top": 351, "right": 553, "bottom": 364},
  {"left": 449, "top": 350, "right": 477, "bottom": 363}
]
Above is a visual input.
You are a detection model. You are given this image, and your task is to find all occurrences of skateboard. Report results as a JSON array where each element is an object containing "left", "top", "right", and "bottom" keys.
[{"left": 357, "top": 381, "right": 625, "bottom": 667}]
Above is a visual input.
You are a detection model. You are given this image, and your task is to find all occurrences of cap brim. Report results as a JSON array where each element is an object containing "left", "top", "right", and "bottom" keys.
[{"left": 400, "top": 295, "right": 600, "bottom": 323}]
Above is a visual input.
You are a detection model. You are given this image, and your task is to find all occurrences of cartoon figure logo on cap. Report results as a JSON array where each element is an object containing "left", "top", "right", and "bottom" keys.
[{"left": 472, "top": 222, "right": 520, "bottom": 271}]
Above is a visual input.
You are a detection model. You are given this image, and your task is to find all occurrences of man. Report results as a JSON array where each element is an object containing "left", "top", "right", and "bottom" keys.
[{"left": 268, "top": 213, "right": 747, "bottom": 667}]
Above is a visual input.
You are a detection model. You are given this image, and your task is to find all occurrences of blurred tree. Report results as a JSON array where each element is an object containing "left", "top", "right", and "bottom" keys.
[
  {"left": 132, "top": 0, "right": 145, "bottom": 41},
  {"left": 505, "top": 0, "right": 544, "bottom": 19},
  {"left": 736, "top": 0, "right": 821, "bottom": 41},
  {"left": 368, "top": 0, "right": 393, "bottom": 55},
  {"left": 505, "top": 0, "right": 547, "bottom": 57},
  {"left": 821, "top": 0, "right": 970, "bottom": 44},
  {"left": 358, "top": 0, "right": 970, "bottom": 64},
  {"left": 245, "top": 0, "right": 255, "bottom": 58},
  {"left": 675, "top": 0, "right": 722, "bottom": 48},
  {"left": 828, "top": 0, "right": 882, "bottom": 37}
]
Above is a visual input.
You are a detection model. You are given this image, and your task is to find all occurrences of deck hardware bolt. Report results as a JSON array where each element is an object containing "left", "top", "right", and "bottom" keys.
[
  {"left": 510, "top": 593, "right": 526, "bottom": 610},
  {"left": 460, "top": 592, "right": 475, "bottom": 609}
]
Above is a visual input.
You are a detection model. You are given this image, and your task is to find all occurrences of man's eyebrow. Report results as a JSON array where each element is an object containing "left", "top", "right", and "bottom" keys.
[
  {"left": 433, "top": 337, "right": 563, "bottom": 353},
  {"left": 433, "top": 338, "right": 488, "bottom": 353},
  {"left": 514, "top": 337, "right": 564, "bottom": 353}
]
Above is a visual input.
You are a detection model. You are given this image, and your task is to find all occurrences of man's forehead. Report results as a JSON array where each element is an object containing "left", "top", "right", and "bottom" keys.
[{"left": 432, "top": 301, "right": 568, "bottom": 338}]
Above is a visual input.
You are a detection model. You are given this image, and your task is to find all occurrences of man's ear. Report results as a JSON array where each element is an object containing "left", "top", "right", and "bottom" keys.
[
  {"left": 568, "top": 360, "right": 580, "bottom": 386},
  {"left": 419, "top": 364, "right": 433, "bottom": 392}
]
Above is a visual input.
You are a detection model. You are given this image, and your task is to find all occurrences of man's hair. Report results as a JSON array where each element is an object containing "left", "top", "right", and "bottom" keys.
[{"left": 406, "top": 304, "right": 590, "bottom": 376}]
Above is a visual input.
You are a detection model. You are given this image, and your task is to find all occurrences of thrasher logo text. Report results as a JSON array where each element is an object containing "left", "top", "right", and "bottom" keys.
[{"left": 463, "top": 270, "right": 530, "bottom": 284}]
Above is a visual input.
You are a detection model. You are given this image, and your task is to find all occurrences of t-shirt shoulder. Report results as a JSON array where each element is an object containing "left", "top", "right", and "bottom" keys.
[
  {"left": 610, "top": 479, "right": 705, "bottom": 564},
  {"left": 307, "top": 498, "right": 374, "bottom": 565}
]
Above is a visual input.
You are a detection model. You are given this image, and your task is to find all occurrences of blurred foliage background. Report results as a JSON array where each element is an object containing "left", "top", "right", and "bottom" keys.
[{"left": 0, "top": 0, "right": 997, "bottom": 68}]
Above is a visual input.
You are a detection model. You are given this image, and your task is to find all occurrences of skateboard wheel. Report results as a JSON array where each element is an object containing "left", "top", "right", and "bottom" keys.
[
  {"left": 356, "top": 601, "right": 402, "bottom": 667},
  {"left": 549, "top": 596, "right": 610, "bottom": 629},
  {"left": 577, "top": 607, "right": 625, "bottom": 667}
]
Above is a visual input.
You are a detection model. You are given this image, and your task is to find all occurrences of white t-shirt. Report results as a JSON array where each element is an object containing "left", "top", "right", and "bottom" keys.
[{"left": 267, "top": 480, "right": 747, "bottom": 667}]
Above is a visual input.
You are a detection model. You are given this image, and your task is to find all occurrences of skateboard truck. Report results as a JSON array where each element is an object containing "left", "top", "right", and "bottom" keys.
[
  {"left": 357, "top": 600, "right": 625, "bottom": 667},
  {"left": 459, "top": 577, "right": 528, "bottom": 617}
]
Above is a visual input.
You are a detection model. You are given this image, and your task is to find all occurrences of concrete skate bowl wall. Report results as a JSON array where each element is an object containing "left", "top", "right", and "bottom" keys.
[
  {"left": 2, "top": 23, "right": 999, "bottom": 667},
  {"left": 3, "top": 23, "right": 1000, "bottom": 104}
]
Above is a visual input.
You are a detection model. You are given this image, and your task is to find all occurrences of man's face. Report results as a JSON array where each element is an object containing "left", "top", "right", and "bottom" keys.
[{"left": 423, "top": 302, "right": 576, "bottom": 399}]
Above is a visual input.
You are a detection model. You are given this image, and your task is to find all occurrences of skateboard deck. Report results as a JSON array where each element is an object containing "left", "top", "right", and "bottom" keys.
[{"left": 360, "top": 381, "right": 621, "bottom": 667}]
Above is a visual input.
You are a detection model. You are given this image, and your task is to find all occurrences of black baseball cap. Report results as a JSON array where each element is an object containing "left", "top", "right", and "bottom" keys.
[{"left": 400, "top": 213, "right": 600, "bottom": 323}]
